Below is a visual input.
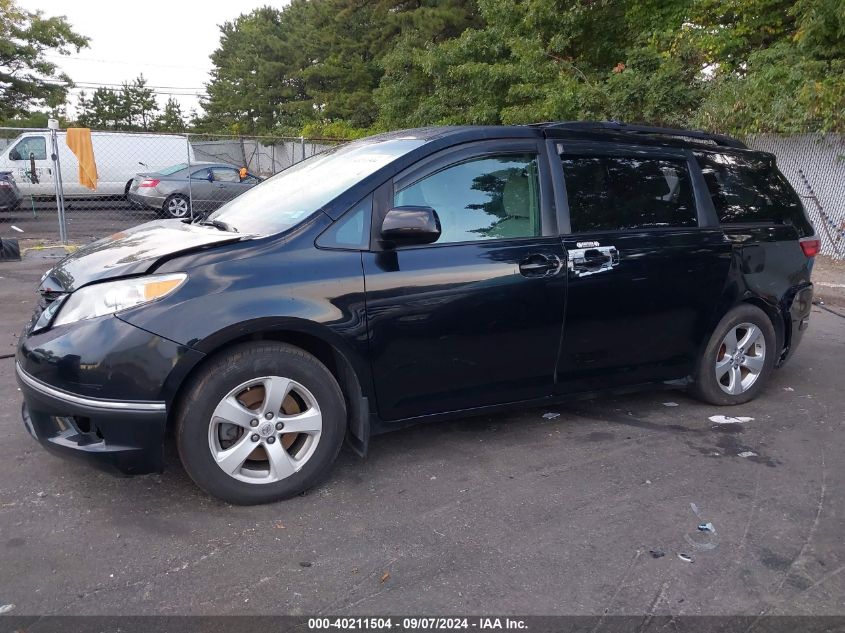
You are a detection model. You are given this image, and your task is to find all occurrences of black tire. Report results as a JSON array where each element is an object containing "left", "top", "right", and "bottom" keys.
[
  {"left": 124, "top": 180, "right": 132, "bottom": 200},
  {"left": 690, "top": 304, "right": 777, "bottom": 406},
  {"left": 176, "top": 342, "right": 346, "bottom": 505},
  {"left": 162, "top": 194, "right": 190, "bottom": 219}
]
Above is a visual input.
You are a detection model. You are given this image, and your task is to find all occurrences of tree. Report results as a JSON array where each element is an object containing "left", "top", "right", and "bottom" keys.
[
  {"left": 73, "top": 75, "right": 161, "bottom": 130},
  {"left": 121, "top": 75, "right": 158, "bottom": 130},
  {"left": 0, "top": 0, "right": 88, "bottom": 121},
  {"left": 156, "top": 98, "right": 186, "bottom": 132},
  {"left": 200, "top": 0, "right": 479, "bottom": 134}
]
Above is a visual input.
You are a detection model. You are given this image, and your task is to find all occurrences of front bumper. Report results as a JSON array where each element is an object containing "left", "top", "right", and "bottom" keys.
[{"left": 17, "top": 362, "right": 167, "bottom": 475}]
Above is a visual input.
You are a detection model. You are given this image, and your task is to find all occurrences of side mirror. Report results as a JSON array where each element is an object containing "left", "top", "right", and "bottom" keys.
[
  {"left": 381, "top": 206, "right": 441, "bottom": 246},
  {"left": 206, "top": 172, "right": 214, "bottom": 182},
  {"left": 9, "top": 149, "right": 21, "bottom": 161}
]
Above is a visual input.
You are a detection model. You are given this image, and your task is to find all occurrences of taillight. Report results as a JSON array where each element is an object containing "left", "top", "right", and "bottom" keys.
[
  {"left": 138, "top": 178, "right": 160, "bottom": 188},
  {"left": 799, "top": 236, "right": 820, "bottom": 258}
]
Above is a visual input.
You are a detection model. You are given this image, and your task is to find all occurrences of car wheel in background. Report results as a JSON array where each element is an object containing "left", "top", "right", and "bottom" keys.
[
  {"left": 176, "top": 342, "right": 347, "bottom": 505},
  {"left": 690, "top": 304, "right": 776, "bottom": 406},
  {"left": 163, "top": 194, "right": 190, "bottom": 219}
]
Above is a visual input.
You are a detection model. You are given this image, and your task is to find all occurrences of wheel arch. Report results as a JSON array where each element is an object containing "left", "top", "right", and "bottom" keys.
[
  {"left": 740, "top": 295, "right": 787, "bottom": 360},
  {"left": 165, "top": 318, "right": 372, "bottom": 455}
]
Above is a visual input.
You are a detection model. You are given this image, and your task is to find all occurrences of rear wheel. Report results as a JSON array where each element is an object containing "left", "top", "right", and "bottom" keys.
[
  {"left": 163, "top": 194, "right": 190, "bottom": 219},
  {"left": 176, "top": 342, "right": 346, "bottom": 504},
  {"left": 690, "top": 304, "right": 776, "bottom": 405}
]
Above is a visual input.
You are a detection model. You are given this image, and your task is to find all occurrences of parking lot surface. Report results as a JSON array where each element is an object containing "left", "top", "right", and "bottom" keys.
[
  {"left": 1, "top": 253, "right": 843, "bottom": 616},
  {"left": 1, "top": 201, "right": 158, "bottom": 243}
]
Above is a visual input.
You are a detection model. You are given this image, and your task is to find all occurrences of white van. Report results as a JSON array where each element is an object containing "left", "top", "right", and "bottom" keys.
[{"left": 0, "top": 131, "right": 195, "bottom": 199}]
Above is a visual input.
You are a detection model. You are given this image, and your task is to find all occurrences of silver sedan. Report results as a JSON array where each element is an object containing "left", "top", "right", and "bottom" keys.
[{"left": 127, "top": 162, "right": 263, "bottom": 219}]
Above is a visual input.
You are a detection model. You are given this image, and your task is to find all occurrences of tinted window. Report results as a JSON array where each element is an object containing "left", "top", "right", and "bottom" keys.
[
  {"left": 696, "top": 152, "right": 811, "bottom": 234},
  {"left": 191, "top": 168, "right": 210, "bottom": 180},
  {"left": 317, "top": 195, "right": 372, "bottom": 250},
  {"left": 395, "top": 154, "right": 541, "bottom": 243},
  {"left": 561, "top": 156, "right": 697, "bottom": 232},
  {"left": 12, "top": 136, "right": 47, "bottom": 160}
]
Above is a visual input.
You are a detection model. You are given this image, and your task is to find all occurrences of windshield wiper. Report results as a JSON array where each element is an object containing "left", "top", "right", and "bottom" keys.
[{"left": 199, "top": 219, "right": 238, "bottom": 233}]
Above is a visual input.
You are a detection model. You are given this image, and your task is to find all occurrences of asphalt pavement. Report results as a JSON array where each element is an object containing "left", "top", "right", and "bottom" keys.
[
  {"left": 1, "top": 200, "right": 156, "bottom": 244},
  {"left": 0, "top": 251, "right": 843, "bottom": 617}
]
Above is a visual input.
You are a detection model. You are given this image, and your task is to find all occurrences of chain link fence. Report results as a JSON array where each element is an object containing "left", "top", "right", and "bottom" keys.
[
  {"left": 746, "top": 134, "right": 845, "bottom": 259},
  {"left": 0, "top": 125, "right": 843, "bottom": 257},
  {"left": 0, "top": 127, "right": 343, "bottom": 243}
]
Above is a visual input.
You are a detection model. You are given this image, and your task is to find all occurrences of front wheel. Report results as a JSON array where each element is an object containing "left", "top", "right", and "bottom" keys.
[
  {"left": 176, "top": 342, "right": 347, "bottom": 504},
  {"left": 690, "top": 304, "right": 777, "bottom": 406},
  {"left": 162, "top": 194, "right": 190, "bottom": 219}
]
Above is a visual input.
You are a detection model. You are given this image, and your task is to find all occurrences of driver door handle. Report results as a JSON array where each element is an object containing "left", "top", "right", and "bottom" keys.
[{"left": 519, "top": 254, "right": 562, "bottom": 278}]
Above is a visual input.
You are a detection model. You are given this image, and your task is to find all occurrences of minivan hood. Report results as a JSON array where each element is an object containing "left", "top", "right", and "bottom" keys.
[{"left": 45, "top": 220, "right": 243, "bottom": 291}]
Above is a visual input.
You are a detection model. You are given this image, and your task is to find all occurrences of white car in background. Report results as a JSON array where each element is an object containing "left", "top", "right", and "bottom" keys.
[{"left": 0, "top": 131, "right": 194, "bottom": 200}]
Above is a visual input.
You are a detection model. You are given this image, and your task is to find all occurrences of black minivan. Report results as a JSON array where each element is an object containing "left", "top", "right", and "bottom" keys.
[{"left": 16, "top": 122, "right": 818, "bottom": 504}]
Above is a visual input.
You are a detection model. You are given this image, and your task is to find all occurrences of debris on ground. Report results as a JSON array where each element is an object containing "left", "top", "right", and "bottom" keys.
[
  {"left": 662, "top": 402, "right": 679, "bottom": 407},
  {"left": 299, "top": 561, "right": 312, "bottom": 568},
  {"left": 678, "top": 553, "right": 694, "bottom": 563},
  {"left": 35, "top": 491, "right": 46, "bottom": 498},
  {"left": 783, "top": 387, "right": 795, "bottom": 392},
  {"left": 649, "top": 549, "right": 665, "bottom": 559},
  {"left": 275, "top": 521, "right": 285, "bottom": 529},
  {"left": 709, "top": 415, "right": 754, "bottom": 424},
  {"left": 697, "top": 522, "right": 715, "bottom": 533},
  {"left": 644, "top": 479, "right": 652, "bottom": 485},
  {"left": 738, "top": 451, "right": 758, "bottom": 458},
  {"left": 380, "top": 571, "right": 390, "bottom": 583},
  {"left": 542, "top": 412, "right": 560, "bottom": 420}
]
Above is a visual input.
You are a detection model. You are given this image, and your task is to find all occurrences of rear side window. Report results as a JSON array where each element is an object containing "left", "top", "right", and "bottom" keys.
[
  {"left": 696, "top": 152, "right": 811, "bottom": 235},
  {"left": 560, "top": 155, "right": 697, "bottom": 232}
]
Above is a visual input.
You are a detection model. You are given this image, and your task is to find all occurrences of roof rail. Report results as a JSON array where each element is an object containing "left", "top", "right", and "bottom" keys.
[{"left": 533, "top": 121, "right": 747, "bottom": 149}]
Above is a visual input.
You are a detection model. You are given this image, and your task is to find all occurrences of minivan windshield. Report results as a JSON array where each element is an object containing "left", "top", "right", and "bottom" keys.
[{"left": 204, "top": 137, "right": 426, "bottom": 235}]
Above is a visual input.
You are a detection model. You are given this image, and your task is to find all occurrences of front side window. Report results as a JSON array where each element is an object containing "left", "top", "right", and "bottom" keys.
[
  {"left": 317, "top": 195, "right": 372, "bottom": 250},
  {"left": 696, "top": 152, "right": 807, "bottom": 230},
  {"left": 11, "top": 136, "right": 47, "bottom": 160},
  {"left": 561, "top": 155, "right": 697, "bottom": 232},
  {"left": 394, "top": 154, "right": 541, "bottom": 244},
  {"left": 211, "top": 167, "right": 240, "bottom": 182}
]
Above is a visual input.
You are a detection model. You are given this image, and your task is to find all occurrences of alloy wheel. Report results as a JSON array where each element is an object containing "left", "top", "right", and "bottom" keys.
[
  {"left": 167, "top": 196, "right": 189, "bottom": 218},
  {"left": 207, "top": 376, "right": 323, "bottom": 484},
  {"left": 715, "top": 322, "right": 766, "bottom": 395}
]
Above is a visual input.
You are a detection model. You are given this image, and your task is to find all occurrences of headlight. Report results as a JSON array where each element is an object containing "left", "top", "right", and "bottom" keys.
[{"left": 52, "top": 273, "right": 187, "bottom": 328}]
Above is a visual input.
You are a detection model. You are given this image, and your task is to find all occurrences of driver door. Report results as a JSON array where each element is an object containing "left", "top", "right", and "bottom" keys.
[{"left": 362, "top": 140, "right": 568, "bottom": 421}]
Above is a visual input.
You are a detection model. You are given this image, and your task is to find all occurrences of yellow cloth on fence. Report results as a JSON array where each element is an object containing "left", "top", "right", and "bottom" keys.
[{"left": 65, "top": 128, "right": 98, "bottom": 190}]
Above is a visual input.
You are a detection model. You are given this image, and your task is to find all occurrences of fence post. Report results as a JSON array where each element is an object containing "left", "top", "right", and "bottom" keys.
[
  {"left": 186, "top": 133, "right": 193, "bottom": 221},
  {"left": 48, "top": 119, "right": 67, "bottom": 245},
  {"left": 300, "top": 135, "right": 305, "bottom": 163}
]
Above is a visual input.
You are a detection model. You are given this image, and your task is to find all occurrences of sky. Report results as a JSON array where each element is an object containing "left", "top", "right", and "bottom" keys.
[{"left": 29, "top": 0, "right": 293, "bottom": 116}]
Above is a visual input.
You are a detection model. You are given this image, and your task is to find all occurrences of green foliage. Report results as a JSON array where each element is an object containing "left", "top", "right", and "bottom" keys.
[
  {"left": 374, "top": 0, "right": 845, "bottom": 133},
  {"left": 0, "top": 0, "right": 89, "bottom": 120},
  {"left": 74, "top": 75, "right": 161, "bottom": 131},
  {"left": 7, "top": 0, "right": 844, "bottom": 136},
  {"left": 199, "top": 0, "right": 480, "bottom": 135}
]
